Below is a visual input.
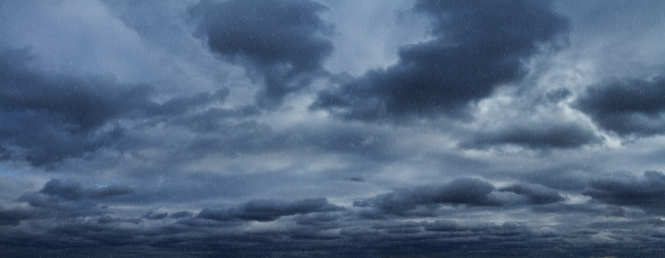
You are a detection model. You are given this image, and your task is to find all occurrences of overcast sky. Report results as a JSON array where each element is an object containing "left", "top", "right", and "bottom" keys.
[{"left": 2, "top": 0, "right": 665, "bottom": 256}]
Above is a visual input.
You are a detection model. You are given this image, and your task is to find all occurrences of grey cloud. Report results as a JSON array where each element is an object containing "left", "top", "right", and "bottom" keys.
[
  {"left": 533, "top": 203, "right": 632, "bottom": 218},
  {"left": 0, "top": 207, "right": 45, "bottom": 226},
  {"left": 574, "top": 77, "right": 665, "bottom": 137},
  {"left": 146, "top": 88, "right": 229, "bottom": 117},
  {"left": 583, "top": 170, "right": 665, "bottom": 212},
  {"left": 178, "top": 119, "right": 390, "bottom": 162},
  {"left": 143, "top": 210, "right": 168, "bottom": 220},
  {"left": 356, "top": 178, "right": 567, "bottom": 217},
  {"left": 190, "top": 0, "right": 333, "bottom": 108},
  {"left": 0, "top": 48, "right": 154, "bottom": 131},
  {"left": 461, "top": 123, "right": 602, "bottom": 150},
  {"left": 198, "top": 198, "right": 343, "bottom": 222},
  {"left": 344, "top": 177, "right": 365, "bottom": 183},
  {"left": 170, "top": 211, "right": 194, "bottom": 219},
  {"left": 169, "top": 105, "right": 261, "bottom": 133},
  {"left": 422, "top": 220, "right": 533, "bottom": 240},
  {"left": 355, "top": 178, "right": 497, "bottom": 215},
  {"left": 17, "top": 193, "right": 107, "bottom": 219},
  {"left": 545, "top": 88, "right": 572, "bottom": 103},
  {"left": 40, "top": 179, "right": 132, "bottom": 201},
  {"left": 0, "top": 47, "right": 231, "bottom": 166},
  {"left": 97, "top": 215, "right": 141, "bottom": 225},
  {"left": 313, "top": 0, "right": 568, "bottom": 120},
  {"left": 293, "top": 212, "right": 342, "bottom": 226},
  {"left": 499, "top": 183, "right": 565, "bottom": 205},
  {"left": 0, "top": 48, "right": 146, "bottom": 166},
  {"left": 5, "top": 179, "right": 134, "bottom": 220},
  {"left": 3, "top": 1, "right": 665, "bottom": 256}
]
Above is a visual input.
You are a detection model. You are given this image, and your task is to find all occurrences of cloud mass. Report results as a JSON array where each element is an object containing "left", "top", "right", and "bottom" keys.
[
  {"left": 313, "top": 0, "right": 568, "bottom": 120},
  {"left": 2, "top": 0, "right": 665, "bottom": 256}
]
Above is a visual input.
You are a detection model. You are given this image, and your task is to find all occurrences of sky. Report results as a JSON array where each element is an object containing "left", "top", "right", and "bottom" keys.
[{"left": 1, "top": 0, "right": 665, "bottom": 257}]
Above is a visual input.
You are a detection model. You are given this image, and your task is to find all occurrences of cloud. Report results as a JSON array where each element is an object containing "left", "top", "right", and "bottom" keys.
[
  {"left": 344, "top": 177, "right": 365, "bottom": 182},
  {"left": 0, "top": 48, "right": 148, "bottom": 166},
  {"left": 313, "top": 0, "right": 568, "bottom": 120},
  {"left": 39, "top": 179, "right": 132, "bottom": 201},
  {"left": 583, "top": 170, "right": 665, "bottom": 212},
  {"left": 355, "top": 178, "right": 568, "bottom": 217},
  {"left": 0, "top": 47, "right": 231, "bottom": 166},
  {"left": 574, "top": 77, "right": 665, "bottom": 137},
  {"left": 2, "top": 1, "right": 665, "bottom": 256},
  {"left": 170, "top": 211, "right": 194, "bottom": 219},
  {"left": 461, "top": 123, "right": 602, "bottom": 150},
  {"left": 143, "top": 210, "right": 168, "bottom": 220},
  {"left": 190, "top": 0, "right": 333, "bottom": 108},
  {"left": 198, "top": 198, "right": 343, "bottom": 222},
  {"left": 355, "top": 178, "right": 497, "bottom": 215},
  {"left": 0, "top": 207, "right": 45, "bottom": 226},
  {"left": 498, "top": 183, "right": 565, "bottom": 205}
]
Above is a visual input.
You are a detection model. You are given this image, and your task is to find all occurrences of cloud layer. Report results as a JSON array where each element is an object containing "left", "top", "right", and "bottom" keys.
[{"left": 2, "top": 0, "right": 665, "bottom": 256}]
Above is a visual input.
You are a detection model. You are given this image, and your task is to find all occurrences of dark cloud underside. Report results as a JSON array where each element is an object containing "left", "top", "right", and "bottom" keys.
[
  {"left": 0, "top": 47, "right": 229, "bottom": 166},
  {"left": 584, "top": 170, "right": 665, "bottom": 213},
  {"left": 461, "top": 123, "right": 602, "bottom": 149},
  {"left": 39, "top": 179, "right": 132, "bottom": 200},
  {"left": 575, "top": 77, "right": 665, "bottom": 136},
  {"left": 190, "top": 0, "right": 333, "bottom": 108},
  {"left": 313, "top": 0, "right": 568, "bottom": 120}
]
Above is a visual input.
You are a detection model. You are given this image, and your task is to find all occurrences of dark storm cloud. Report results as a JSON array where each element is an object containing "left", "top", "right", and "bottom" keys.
[
  {"left": 533, "top": 202, "right": 631, "bottom": 218},
  {"left": 313, "top": 0, "right": 568, "bottom": 120},
  {"left": 0, "top": 48, "right": 147, "bottom": 166},
  {"left": 40, "top": 179, "right": 132, "bottom": 200},
  {"left": 4, "top": 1, "right": 665, "bottom": 256},
  {"left": 574, "top": 77, "right": 665, "bottom": 137},
  {"left": 198, "top": 198, "right": 343, "bottom": 222},
  {"left": 461, "top": 123, "right": 602, "bottom": 150},
  {"left": 354, "top": 178, "right": 497, "bottom": 216},
  {"left": 190, "top": 0, "right": 333, "bottom": 108},
  {"left": 0, "top": 47, "right": 230, "bottom": 166},
  {"left": 0, "top": 48, "right": 155, "bottom": 130},
  {"left": 0, "top": 207, "right": 45, "bottom": 226},
  {"left": 5, "top": 179, "right": 134, "bottom": 221},
  {"left": 98, "top": 215, "right": 141, "bottom": 224},
  {"left": 583, "top": 170, "right": 665, "bottom": 212},
  {"left": 355, "top": 178, "right": 568, "bottom": 217}
]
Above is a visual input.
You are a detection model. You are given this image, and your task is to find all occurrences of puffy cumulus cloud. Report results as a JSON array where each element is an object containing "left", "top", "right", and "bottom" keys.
[
  {"left": 190, "top": 0, "right": 333, "bottom": 108},
  {"left": 584, "top": 170, "right": 665, "bottom": 213},
  {"left": 0, "top": 47, "right": 229, "bottom": 167},
  {"left": 313, "top": 0, "right": 568, "bottom": 120},
  {"left": 460, "top": 123, "right": 603, "bottom": 150},
  {"left": 574, "top": 77, "right": 665, "bottom": 137},
  {"left": 198, "top": 198, "right": 343, "bottom": 222}
]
